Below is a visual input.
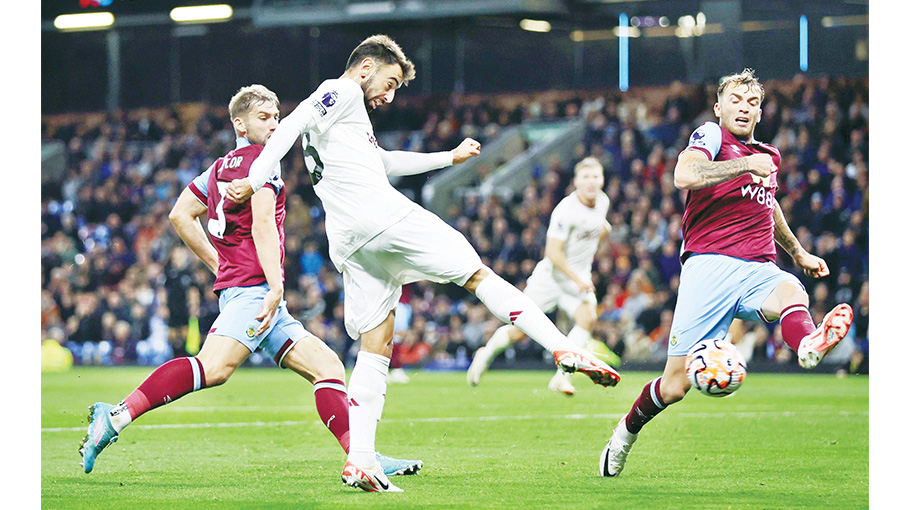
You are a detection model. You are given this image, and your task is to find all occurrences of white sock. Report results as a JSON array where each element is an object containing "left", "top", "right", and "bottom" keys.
[
  {"left": 567, "top": 325, "right": 592, "bottom": 349},
  {"left": 473, "top": 273, "right": 574, "bottom": 353},
  {"left": 485, "top": 325, "right": 513, "bottom": 359},
  {"left": 347, "top": 351, "right": 390, "bottom": 467},
  {"left": 616, "top": 417, "right": 639, "bottom": 443},
  {"left": 108, "top": 402, "right": 132, "bottom": 433}
]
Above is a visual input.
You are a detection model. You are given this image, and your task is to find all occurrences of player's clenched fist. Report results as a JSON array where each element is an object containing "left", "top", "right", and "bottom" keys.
[
  {"left": 745, "top": 153, "right": 774, "bottom": 178},
  {"left": 452, "top": 138, "right": 481, "bottom": 164},
  {"left": 226, "top": 178, "right": 254, "bottom": 203}
]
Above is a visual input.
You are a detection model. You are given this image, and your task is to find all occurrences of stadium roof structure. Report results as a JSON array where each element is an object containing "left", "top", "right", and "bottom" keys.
[
  {"left": 42, "top": 0, "right": 869, "bottom": 29},
  {"left": 41, "top": 0, "right": 868, "bottom": 113}
]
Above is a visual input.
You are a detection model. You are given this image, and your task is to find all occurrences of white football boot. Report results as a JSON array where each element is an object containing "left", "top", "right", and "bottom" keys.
[
  {"left": 466, "top": 346, "right": 493, "bottom": 386},
  {"left": 547, "top": 369, "right": 576, "bottom": 396},
  {"left": 342, "top": 461, "right": 403, "bottom": 492},
  {"left": 387, "top": 368, "right": 410, "bottom": 384},
  {"left": 599, "top": 418, "right": 637, "bottom": 477}
]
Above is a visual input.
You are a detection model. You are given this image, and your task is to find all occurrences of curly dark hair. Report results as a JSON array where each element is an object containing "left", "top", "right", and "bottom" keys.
[{"left": 345, "top": 34, "right": 416, "bottom": 85}]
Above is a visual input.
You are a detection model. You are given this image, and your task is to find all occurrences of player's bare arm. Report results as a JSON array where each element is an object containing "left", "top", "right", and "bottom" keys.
[
  {"left": 169, "top": 187, "right": 219, "bottom": 274},
  {"left": 772, "top": 200, "right": 829, "bottom": 278},
  {"left": 250, "top": 187, "right": 284, "bottom": 336},
  {"left": 674, "top": 149, "right": 772, "bottom": 190},
  {"left": 545, "top": 237, "right": 594, "bottom": 293}
]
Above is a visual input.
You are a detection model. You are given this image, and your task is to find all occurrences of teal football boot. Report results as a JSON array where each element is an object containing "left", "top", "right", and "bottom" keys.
[
  {"left": 80, "top": 402, "right": 119, "bottom": 473},
  {"left": 376, "top": 452, "right": 423, "bottom": 476}
]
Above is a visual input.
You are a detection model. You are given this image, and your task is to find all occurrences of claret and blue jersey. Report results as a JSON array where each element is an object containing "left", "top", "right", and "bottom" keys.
[
  {"left": 680, "top": 121, "right": 782, "bottom": 263},
  {"left": 188, "top": 138, "right": 287, "bottom": 292}
]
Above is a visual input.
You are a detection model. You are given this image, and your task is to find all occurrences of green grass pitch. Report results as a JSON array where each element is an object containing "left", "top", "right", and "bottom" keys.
[{"left": 42, "top": 367, "right": 868, "bottom": 509}]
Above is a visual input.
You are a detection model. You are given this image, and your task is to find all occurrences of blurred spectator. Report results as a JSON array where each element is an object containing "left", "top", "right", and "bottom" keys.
[{"left": 837, "top": 280, "right": 869, "bottom": 376}]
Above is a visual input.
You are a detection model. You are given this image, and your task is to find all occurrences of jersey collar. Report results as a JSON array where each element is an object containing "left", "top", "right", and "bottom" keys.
[{"left": 235, "top": 137, "right": 251, "bottom": 149}]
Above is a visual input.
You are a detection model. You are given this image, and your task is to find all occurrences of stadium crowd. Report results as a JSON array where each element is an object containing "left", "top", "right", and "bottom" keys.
[{"left": 41, "top": 74, "right": 869, "bottom": 375}]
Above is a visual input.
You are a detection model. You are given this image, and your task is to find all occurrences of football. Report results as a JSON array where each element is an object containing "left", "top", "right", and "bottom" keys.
[{"left": 685, "top": 338, "right": 747, "bottom": 397}]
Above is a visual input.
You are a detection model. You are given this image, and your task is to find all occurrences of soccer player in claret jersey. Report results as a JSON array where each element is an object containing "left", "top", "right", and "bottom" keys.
[
  {"left": 226, "top": 35, "right": 620, "bottom": 492},
  {"left": 599, "top": 69, "right": 854, "bottom": 477},
  {"left": 467, "top": 157, "right": 618, "bottom": 395},
  {"left": 80, "top": 85, "right": 421, "bottom": 478}
]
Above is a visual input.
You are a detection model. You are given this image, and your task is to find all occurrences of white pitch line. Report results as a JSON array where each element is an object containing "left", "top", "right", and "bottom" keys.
[{"left": 41, "top": 409, "right": 867, "bottom": 433}]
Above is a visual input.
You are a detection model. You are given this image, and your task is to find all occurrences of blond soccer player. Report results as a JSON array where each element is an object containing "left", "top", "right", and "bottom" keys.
[{"left": 467, "top": 157, "right": 616, "bottom": 396}]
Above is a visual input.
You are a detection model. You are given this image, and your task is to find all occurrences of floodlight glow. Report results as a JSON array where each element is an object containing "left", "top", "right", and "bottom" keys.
[
  {"left": 619, "top": 13, "right": 629, "bottom": 92},
  {"left": 54, "top": 12, "right": 114, "bottom": 30},
  {"left": 800, "top": 15, "right": 808, "bottom": 71},
  {"left": 170, "top": 4, "right": 233, "bottom": 23},
  {"left": 520, "top": 19, "right": 551, "bottom": 33}
]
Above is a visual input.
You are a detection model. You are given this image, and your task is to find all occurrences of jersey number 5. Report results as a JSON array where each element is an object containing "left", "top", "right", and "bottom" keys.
[
  {"left": 207, "top": 181, "right": 230, "bottom": 239},
  {"left": 303, "top": 133, "right": 324, "bottom": 185}
]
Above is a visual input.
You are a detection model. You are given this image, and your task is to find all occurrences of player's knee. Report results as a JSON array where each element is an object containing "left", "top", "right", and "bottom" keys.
[
  {"left": 785, "top": 280, "right": 809, "bottom": 300},
  {"left": 312, "top": 347, "right": 345, "bottom": 381},
  {"left": 203, "top": 364, "right": 234, "bottom": 387},
  {"left": 659, "top": 373, "right": 690, "bottom": 404},
  {"left": 507, "top": 326, "right": 527, "bottom": 342},
  {"left": 777, "top": 280, "right": 809, "bottom": 306},
  {"left": 462, "top": 266, "right": 491, "bottom": 294},
  {"left": 573, "top": 302, "right": 597, "bottom": 331},
  {"left": 282, "top": 336, "right": 345, "bottom": 382}
]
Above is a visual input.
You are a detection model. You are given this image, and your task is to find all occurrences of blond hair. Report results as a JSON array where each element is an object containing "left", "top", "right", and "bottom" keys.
[
  {"left": 717, "top": 68, "right": 764, "bottom": 102},
  {"left": 228, "top": 84, "right": 279, "bottom": 120},
  {"left": 574, "top": 156, "right": 604, "bottom": 176},
  {"left": 346, "top": 34, "right": 416, "bottom": 85}
]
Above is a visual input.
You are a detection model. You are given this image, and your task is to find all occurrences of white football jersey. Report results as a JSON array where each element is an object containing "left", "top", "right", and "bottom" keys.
[
  {"left": 535, "top": 190, "right": 610, "bottom": 279},
  {"left": 247, "top": 77, "right": 451, "bottom": 271},
  {"left": 299, "top": 78, "right": 420, "bottom": 269}
]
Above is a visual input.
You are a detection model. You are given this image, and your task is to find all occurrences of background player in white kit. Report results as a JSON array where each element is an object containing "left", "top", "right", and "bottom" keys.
[
  {"left": 226, "top": 35, "right": 620, "bottom": 493},
  {"left": 467, "top": 157, "right": 616, "bottom": 396}
]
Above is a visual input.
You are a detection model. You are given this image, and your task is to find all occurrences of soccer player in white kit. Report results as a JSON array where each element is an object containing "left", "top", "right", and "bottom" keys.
[
  {"left": 467, "top": 157, "right": 615, "bottom": 396},
  {"left": 226, "top": 35, "right": 620, "bottom": 492}
]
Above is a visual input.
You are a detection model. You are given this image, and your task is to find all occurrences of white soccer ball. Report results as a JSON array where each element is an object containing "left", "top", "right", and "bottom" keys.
[{"left": 685, "top": 338, "right": 747, "bottom": 397}]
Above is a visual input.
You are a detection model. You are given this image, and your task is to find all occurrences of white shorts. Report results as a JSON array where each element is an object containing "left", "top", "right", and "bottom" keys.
[
  {"left": 524, "top": 264, "right": 596, "bottom": 317},
  {"left": 342, "top": 207, "right": 484, "bottom": 339}
]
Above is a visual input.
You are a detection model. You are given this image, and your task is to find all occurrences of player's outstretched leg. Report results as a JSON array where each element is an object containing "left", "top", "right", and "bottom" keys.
[
  {"left": 798, "top": 303, "right": 854, "bottom": 369},
  {"left": 601, "top": 375, "right": 674, "bottom": 476},
  {"left": 79, "top": 356, "right": 208, "bottom": 473},
  {"left": 469, "top": 271, "right": 620, "bottom": 388},
  {"left": 79, "top": 403, "right": 119, "bottom": 473}
]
